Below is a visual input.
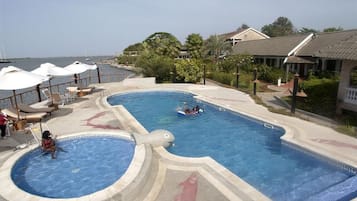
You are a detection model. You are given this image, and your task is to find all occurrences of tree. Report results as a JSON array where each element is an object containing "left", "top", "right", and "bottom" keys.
[
  {"left": 261, "top": 16, "right": 295, "bottom": 37},
  {"left": 203, "top": 34, "right": 232, "bottom": 63},
  {"left": 185, "top": 33, "right": 203, "bottom": 59},
  {"left": 136, "top": 52, "right": 174, "bottom": 83},
  {"left": 237, "top": 24, "right": 249, "bottom": 31},
  {"left": 218, "top": 54, "right": 254, "bottom": 73},
  {"left": 174, "top": 59, "right": 203, "bottom": 83},
  {"left": 323, "top": 27, "right": 343, "bottom": 32},
  {"left": 299, "top": 27, "right": 319, "bottom": 34},
  {"left": 143, "top": 32, "right": 182, "bottom": 58},
  {"left": 123, "top": 43, "right": 144, "bottom": 52}
]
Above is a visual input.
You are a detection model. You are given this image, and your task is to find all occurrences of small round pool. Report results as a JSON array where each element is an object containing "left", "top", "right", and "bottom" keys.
[{"left": 11, "top": 135, "right": 135, "bottom": 198}]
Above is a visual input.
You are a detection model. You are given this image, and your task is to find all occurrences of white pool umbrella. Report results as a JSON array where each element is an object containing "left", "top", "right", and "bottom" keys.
[
  {"left": 64, "top": 61, "right": 97, "bottom": 74},
  {"left": 32, "top": 63, "right": 73, "bottom": 94},
  {"left": 32, "top": 63, "right": 73, "bottom": 77},
  {"left": 0, "top": 66, "right": 47, "bottom": 120},
  {"left": 64, "top": 61, "right": 97, "bottom": 87}
]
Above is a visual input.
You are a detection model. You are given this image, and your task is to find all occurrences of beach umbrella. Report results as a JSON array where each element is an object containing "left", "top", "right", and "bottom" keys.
[
  {"left": 64, "top": 61, "right": 97, "bottom": 87},
  {"left": 64, "top": 61, "right": 97, "bottom": 74},
  {"left": 31, "top": 63, "right": 73, "bottom": 95},
  {"left": 0, "top": 66, "right": 47, "bottom": 120}
]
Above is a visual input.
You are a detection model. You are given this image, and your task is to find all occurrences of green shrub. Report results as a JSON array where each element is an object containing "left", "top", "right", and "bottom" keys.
[
  {"left": 298, "top": 78, "right": 339, "bottom": 117},
  {"left": 174, "top": 59, "right": 203, "bottom": 83},
  {"left": 116, "top": 55, "right": 138, "bottom": 65},
  {"left": 257, "top": 64, "right": 288, "bottom": 84},
  {"left": 209, "top": 72, "right": 234, "bottom": 86},
  {"left": 208, "top": 71, "right": 252, "bottom": 89},
  {"left": 135, "top": 53, "right": 174, "bottom": 83}
]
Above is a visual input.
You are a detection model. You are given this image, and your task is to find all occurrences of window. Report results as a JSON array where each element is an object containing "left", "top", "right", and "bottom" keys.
[{"left": 326, "top": 60, "right": 337, "bottom": 71}]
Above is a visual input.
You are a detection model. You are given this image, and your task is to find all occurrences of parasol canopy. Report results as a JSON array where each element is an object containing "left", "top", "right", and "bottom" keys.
[
  {"left": 31, "top": 63, "right": 74, "bottom": 96},
  {"left": 0, "top": 66, "right": 48, "bottom": 90},
  {"left": 64, "top": 61, "right": 97, "bottom": 74},
  {"left": 31, "top": 63, "right": 73, "bottom": 78},
  {"left": 0, "top": 66, "right": 47, "bottom": 120}
]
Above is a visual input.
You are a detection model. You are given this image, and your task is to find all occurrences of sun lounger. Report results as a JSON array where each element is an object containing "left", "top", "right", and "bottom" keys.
[
  {"left": 67, "top": 86, "right": 94, "bottom": 97},
  {"left": 79, "top": 87, "right": 94, "bottom": 94},
  {"left": 18, "top": 104, "right": 56, "bottom": 114},
  {"left": 2, "top": 108, "right": 47, "bottom": 122},
  {"left": 51, "top": 93, "right": 66, "bottom": 106},
  {"left": 41, "top": 88, "right": 67, "bottom": 107}
]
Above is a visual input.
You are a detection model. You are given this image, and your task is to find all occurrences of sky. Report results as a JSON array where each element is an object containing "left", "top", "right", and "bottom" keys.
[{"left": 1, "top": 0, "right": 356, "bottom": 58}]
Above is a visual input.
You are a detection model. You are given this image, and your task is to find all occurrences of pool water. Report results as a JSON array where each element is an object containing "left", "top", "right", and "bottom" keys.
[
  {"left": 108, "top": 91, "right": 357, "bottom": 201},
  {"left": 11, "top": 136, "right": 135, "bottom": 198}
]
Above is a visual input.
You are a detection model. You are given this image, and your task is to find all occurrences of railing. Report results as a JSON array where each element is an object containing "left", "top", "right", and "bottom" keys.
[
  {"left": 0, "top": 73, "right": 130, "bottom": 109},
  {"left": 344, "top": 87, "right": 357, "bottom": 105}
]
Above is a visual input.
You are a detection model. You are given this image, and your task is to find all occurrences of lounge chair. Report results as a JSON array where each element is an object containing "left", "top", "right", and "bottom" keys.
[
  {"left": 51, "top": 93, "right": 66, "bottom": 107},
  {"left": 41, "top": 88, "right": 51, "bottom": 100},
  {"left": 79, "top": 87, "right": 94, "bottom": 94},
  {"left": 18, "top": 104, "right": 56, "bottom": 114},
  {"left": 66, "top": 87, "right": 79, "bottom": 101},
  {"left": 2, "top": 108, "right": 47, "bottom": 122},
  {"left": 41, "top": 88, "right": 67, "bottom": 107},
  {"left": 67, "top": 86, "right": 94, "bottom": 97}
]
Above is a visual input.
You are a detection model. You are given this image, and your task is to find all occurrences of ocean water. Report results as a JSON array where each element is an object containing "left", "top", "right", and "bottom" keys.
[{"left": 0, "top": 56, "right": 133, "bottom": 108}]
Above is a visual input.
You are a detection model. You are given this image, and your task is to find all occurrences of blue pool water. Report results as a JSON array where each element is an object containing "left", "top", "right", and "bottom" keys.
[
  {"left": 108, "top": 91, "right": 357, "bottom": 201},
  {"left": 11, "top": 136, "right": 135, "bottom": 198}
]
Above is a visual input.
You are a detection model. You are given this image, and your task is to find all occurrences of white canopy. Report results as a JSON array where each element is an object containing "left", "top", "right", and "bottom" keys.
[
  {"left": 0, "top": 66, "right": 48, "bottom": 90},
  {"left": 0, "top": 66, "right": 48, "bottom": 120},
  {"left": 31, "top": 63, "right": 73, "bottom": 78},
  {"left": 64, "top": 61, "right": 97, "bottom": 74}
]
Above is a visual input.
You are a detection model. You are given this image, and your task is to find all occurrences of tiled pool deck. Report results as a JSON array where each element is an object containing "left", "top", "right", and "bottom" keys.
[{"left": 0, "top": 78, "right": 356, "bottom": 201}]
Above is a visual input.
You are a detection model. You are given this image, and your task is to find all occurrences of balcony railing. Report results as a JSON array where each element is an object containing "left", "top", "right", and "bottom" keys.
[
  {"left": 344, "top": 87, "right": 357, "bottom": 105},
  {"left": 0, "top": 73, "right": 129, "bottom": 109}
]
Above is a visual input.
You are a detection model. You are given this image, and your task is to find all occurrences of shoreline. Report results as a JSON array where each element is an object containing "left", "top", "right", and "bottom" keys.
[{"left": 98, "top": 58, "right": 140, "bottom": 72}]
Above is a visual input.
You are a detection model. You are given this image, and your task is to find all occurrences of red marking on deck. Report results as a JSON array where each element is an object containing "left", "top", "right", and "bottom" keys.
[
  {"left": 311, "top": 138, "right": 357, "bottom": 150},
  {"left": 174, "top": 172, "right": 198, "bottom": 201},
  {"left": 83, "top": 112, "right": 120, "bottom": 129}
]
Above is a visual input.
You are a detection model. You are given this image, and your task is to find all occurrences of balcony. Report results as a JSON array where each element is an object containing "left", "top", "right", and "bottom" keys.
[{"left": 344, "top": 87, "right": 357, "bottom": 105}]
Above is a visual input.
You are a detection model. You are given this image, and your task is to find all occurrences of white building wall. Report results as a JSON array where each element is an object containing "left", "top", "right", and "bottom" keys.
[{"left": 337, "top": 60, "right": 357, "bottom": 114}]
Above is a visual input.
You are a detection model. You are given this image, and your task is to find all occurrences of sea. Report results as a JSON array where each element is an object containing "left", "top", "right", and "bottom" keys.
[{"left": 0, "top": 56, "right": 134, "bottom": 108}]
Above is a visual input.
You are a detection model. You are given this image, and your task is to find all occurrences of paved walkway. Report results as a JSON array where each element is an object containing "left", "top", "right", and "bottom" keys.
[
  {"left": 257, "top": 84, "right": 340, "bottom": 128},
  {"left": 0, "top": 78, "right": 356, "bottom": 201}
]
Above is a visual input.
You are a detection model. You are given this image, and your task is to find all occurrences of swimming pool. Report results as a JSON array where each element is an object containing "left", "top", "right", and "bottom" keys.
[
  {"left": 11, "top": 135, "right": 135, "bottom": 198},
  {"left": 108, "top": 91, "right": 357, "bottom": 201}
]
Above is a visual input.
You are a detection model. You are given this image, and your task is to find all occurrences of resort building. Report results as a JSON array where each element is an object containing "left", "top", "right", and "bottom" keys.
[
  {"left": 232, "top": 29, "right": 357, "bottom": 78},
  {"left": 220, "top": 27, "right": 270, "bottom": 46},
  {"left": 232, "top": 29, "right": 357, "bottom": 114},
  {"left": 312, "top": 32, "right": 357, "bottom": 114}
]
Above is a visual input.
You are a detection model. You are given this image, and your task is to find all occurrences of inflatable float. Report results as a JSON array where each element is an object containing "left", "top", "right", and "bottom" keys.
[{"left": 177, "top": 108, "right": 203, "bottom": 116}]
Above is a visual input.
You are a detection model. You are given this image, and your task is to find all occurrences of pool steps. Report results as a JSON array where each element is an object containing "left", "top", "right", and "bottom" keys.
[
  {"left": 306, "top": 175, "right": 357, "bottom": 201},
  {"left": 276, "top": 171, "right": 349, "bottom": 201}
]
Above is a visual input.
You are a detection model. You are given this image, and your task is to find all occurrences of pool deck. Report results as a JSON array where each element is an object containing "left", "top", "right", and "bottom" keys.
[{"left": 0, "top": 77, "right": 357, "bottom": 201}]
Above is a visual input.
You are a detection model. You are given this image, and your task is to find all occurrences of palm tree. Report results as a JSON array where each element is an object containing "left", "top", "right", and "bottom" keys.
[
  {"left": 203, "top": 34, "right": 232, "bottom": 63},
  {"left": 185, "top": 33, "right": 204, "bottom": 59}
]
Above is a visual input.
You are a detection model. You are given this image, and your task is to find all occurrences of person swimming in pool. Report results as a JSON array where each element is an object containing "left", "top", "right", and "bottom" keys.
[{"left": 41, "top": 130, "right": 57, "bottom": 159}]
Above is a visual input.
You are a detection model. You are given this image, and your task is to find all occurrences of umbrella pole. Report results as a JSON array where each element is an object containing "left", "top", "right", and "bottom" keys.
[
  {"left": 12, "top": 90, "right": 20, "bottom": 120},
  {"left": 48, "top": 79, "right": 53, "bottom": 95},
  {"left": 36, "top": 84, "right": 41, "bottom": 102},
  {"left": 39, "top": 119, "right": 43, "bottom": 133},
  {"left": 96, "top": 66, "right": 101, "bottom": 83}
]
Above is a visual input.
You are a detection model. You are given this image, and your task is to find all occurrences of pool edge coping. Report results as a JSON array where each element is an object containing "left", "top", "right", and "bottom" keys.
[
  {"left": 0, "top": 131, "right": 147, "bottom": 201},
  {"left": 105, "top": 87, "right": 357, "bottom": 200}
]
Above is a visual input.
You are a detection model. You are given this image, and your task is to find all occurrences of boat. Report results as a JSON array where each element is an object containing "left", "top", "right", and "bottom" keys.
[{"left": 0, "top": 48, "right": 11, "bottom": 63}]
